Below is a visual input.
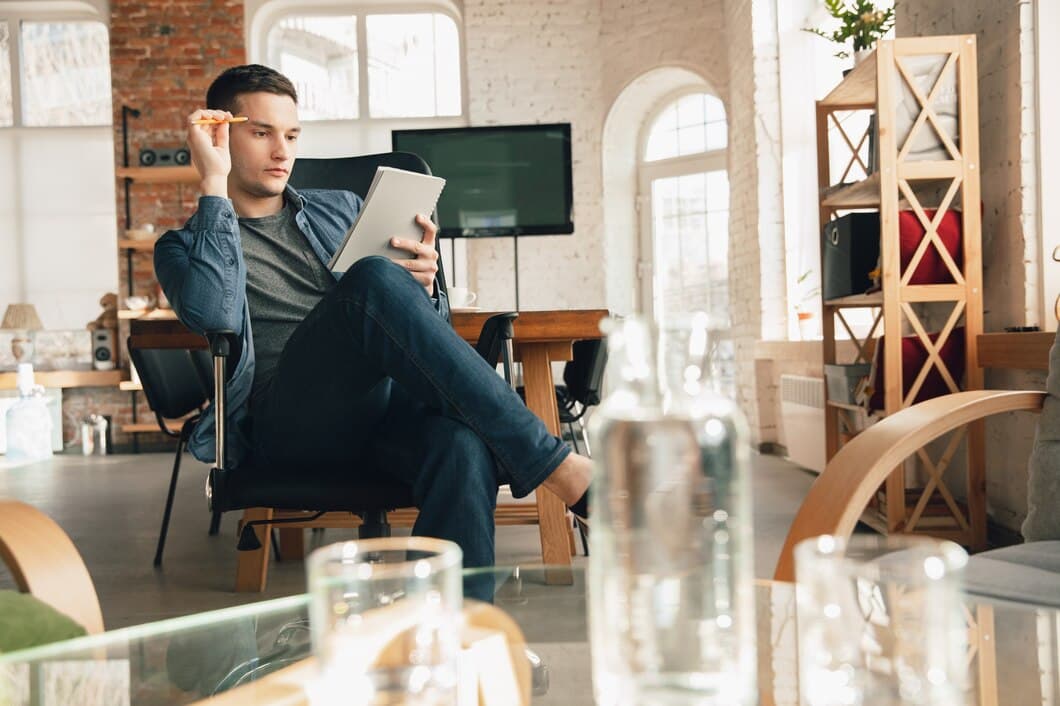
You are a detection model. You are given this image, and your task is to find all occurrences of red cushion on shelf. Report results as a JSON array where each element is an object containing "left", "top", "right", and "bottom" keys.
[
  {"left": 898, "top": 209, "right": 963, "bottom": 284},
  {"left": 868, "top": 327, "right": 966, "bottom": 412}
]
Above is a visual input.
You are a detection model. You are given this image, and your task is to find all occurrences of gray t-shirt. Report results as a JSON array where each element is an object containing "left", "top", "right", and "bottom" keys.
[{"left": 239, "top": 201, "right": 333, "bottom": 398}]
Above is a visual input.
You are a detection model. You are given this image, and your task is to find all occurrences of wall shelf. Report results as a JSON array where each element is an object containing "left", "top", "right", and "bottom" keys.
[
  {"left": 115, "top": 166, "right": 198, "bottom": 184},
  {"left": 117, "top": 238, "right": 157, "bottom": 251},
  {"left": 0, "top": 370, "right": 122, "bottom": 390}
]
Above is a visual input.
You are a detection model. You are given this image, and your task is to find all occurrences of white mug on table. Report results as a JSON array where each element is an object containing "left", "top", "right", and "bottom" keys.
[{"left": 448, "top": 287, "right": 477, "bottom": 308}]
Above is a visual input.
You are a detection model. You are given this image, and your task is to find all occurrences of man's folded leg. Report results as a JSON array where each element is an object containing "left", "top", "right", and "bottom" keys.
[
  {"left": 314, "top": 256, "right": 570, "bottom": 497},
  {"left": 372, "top": 386, "right": 501, "bottom": 602}
]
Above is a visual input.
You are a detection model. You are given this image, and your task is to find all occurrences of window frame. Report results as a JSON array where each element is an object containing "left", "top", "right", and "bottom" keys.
[
  {"left": 640, "top": 87, "right": 727, "bottom": 163},
  {"left": 0, "top": 8, "right": 111, "bottom": 129},
  {"left": 253, "top": 1, "right": 467, "bottom": 123},
  {"left": 636, "top": 87, "right": 729, "bottom": 319}
]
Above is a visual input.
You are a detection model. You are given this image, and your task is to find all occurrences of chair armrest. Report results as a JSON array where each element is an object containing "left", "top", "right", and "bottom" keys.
[
  {"left": 772, "top": 390, "right": 1047, "bottom": 583},
  {"left": 0, "top": 500, "right": 104, "bottom": 635},
  {"left": 204, "top": 330, "right": 238, "bottom": 471}
]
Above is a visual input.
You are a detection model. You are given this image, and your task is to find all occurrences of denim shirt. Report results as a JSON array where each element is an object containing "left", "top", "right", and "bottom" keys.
[{"left": 154, "top": 185, "right": 449, "bottom": 467}]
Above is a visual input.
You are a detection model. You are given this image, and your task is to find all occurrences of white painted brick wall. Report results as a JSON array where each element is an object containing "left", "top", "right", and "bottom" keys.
[
  {"left": 725, "top": 0, "right": 786, "bottom": 442},
  {"left": 462, "top": 0, "right": 607, "bottom": 312},
  {"left": 898, "top": 0, "right": 1041, "bottom": 533},
  {"left": 462, "top": 0, "right": 733, "bottom": 314},
  {"left": 461, "top": 0, "right": 783, "bottom": 439}
]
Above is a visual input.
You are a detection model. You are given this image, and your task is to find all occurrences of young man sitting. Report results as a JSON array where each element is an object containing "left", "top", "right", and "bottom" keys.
[{"left": 154, "top": 65, "right": 592, "bottom": 586}]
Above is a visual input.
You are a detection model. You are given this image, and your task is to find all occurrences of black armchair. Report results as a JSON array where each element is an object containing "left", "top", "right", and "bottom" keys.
[
  {"left": 135, "top": 151, "right": 518, "bottom": 591},
  {"left": 126, "top": 337, "right": 215, "bottom": 567}
]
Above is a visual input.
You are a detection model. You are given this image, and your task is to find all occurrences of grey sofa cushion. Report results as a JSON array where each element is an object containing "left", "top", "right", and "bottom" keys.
[{"left": 965, "top": 541, "right": 1060, "bottom": 607}]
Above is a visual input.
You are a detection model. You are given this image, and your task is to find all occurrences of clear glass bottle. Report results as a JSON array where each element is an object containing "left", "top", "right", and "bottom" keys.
[
  {"left": 588, "top": 314, "right": 756, "bottom": 706},
  {"left": 5, "top": 363, "right": 54, "bottom": 462}
]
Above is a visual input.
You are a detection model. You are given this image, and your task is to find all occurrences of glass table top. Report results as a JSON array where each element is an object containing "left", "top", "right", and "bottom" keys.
[{"left": 1, "top": 566, "right": 1058, "bottom": 705}]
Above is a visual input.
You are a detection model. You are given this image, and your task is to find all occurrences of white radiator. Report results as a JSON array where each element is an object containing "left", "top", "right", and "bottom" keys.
[{"left": 779, "top": 375, "right": 826, "bottom": 473}]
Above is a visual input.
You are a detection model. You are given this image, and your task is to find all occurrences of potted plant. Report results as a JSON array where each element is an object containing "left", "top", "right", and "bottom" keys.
[{"left": 805, "top": 0, "right": 896, "bottom": 63}]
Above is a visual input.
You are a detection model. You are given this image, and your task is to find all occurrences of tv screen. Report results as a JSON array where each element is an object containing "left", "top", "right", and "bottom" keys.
[{"left": 391, "top": 123, "right": 573, "bottom": 238}]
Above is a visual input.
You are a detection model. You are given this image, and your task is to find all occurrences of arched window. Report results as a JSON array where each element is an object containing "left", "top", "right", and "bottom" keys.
[
  {"left": 264, "top": 9, "right": 462, "bottom": 121},
  {"left": 639, "top": 91, "right": 729, "bottom": 325}
]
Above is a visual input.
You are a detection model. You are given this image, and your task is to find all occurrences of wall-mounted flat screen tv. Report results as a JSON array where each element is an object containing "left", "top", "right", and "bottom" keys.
[{"left": 391, "top": 123, "right": 574, "bottom": 238}]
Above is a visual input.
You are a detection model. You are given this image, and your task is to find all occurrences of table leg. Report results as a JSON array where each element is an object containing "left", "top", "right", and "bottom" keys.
[
  {"left": 278, "top": 527, "right": 305, "bottom": 560},
  {"left": 519, "top": 343, "right": 574, "bottom": 584}
]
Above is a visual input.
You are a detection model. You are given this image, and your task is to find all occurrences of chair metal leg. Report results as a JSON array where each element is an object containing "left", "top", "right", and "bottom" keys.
[
  {"left": 153, "top": 437, "right": 186, "bottom": 567},
  {"left": 577, "top": 517, "right": 589, "bottom": 556},
  {"left": 578, "top": 418, "right": 592, "bottom": 457},
  {"left": 566, "top": 422, "right": 580, "bottom": 454},
  {"left": 208, "top": 509, "right": 222, "bottom": 536}
]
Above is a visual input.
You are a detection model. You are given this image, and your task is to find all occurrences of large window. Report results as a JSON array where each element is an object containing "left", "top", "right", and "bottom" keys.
[
  {"left": 265, "top": 10, "right": 462, "bottom": 121},
  {"left": 639, "top": 90, "right": 732, "bottom": 393},
  {"left": 640, "top": 92, "right": 729, "bottom": 324},
  {"left": 0, "top": 17, "right": 111, "bottom": 128}
]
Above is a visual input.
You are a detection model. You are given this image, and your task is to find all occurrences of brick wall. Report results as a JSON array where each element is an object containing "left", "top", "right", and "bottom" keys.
[
  {"left": 898, "top": 0, "right": 1042, "bottom": 532},
  {"left": 71, "top": 0, "right": 247, "bottom": 450},
  {"left": 110, "top": 0, "right": 246, "bottom": 300}
]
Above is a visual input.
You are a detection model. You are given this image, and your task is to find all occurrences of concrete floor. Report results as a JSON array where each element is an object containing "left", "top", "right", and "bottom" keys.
[{"left": 0, "top": 450, "right": 815, "bottom": 630}]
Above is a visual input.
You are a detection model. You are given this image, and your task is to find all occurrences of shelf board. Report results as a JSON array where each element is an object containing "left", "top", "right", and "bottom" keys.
[
  {"left": 0, "top": 369, "right": 122, "bottom": 390},
  {"left": 119, "top": 380, "right": 143, "bottom": 391},
  {"left": 821, "top": 173, "right": 881, "bottom": 209},
  {"left": 121, "top": 423, "right": 164, "bottom": 433},
  {"left": 825, "top": 285, "right": 967, "bottom": 309},
  {"left": 115, "top": 166, "right": 198, "bottom": 184},
  {"left": 977, "top": 331, "right": 1053, "bottom": 370},
  {"left": 901, "top": 284, "right": 966, "bottom": 302},
  {"left": 826, "top": 400, "right": 864, "bottom": 412},
  {"left": 820, "top": 50, "right": 877, "bottom": 109},
  {"left": 118, "top": 308, "right": 177, "bottom": 321},
  {"left": 825, "top": 292, "right": 883, "bottom": 308},
  {"left": 118, "top": 238, "right": 157, "bottom": 251},
  {"left": 122, "top": 414, "right": 194, "bottom": 434}
]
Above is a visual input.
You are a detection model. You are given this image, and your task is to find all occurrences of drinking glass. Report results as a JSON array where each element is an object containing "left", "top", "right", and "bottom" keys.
[
  {"left": 307, "top": 537, "right": 463, "bottom": 706},
  {"left": 794, "top": 534, "right": 969, "bottom": 706}
]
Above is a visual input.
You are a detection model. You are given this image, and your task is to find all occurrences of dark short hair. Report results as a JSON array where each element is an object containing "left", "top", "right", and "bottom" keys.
[{"left": 206, "top": 64, "right": 298, "bottom": 113}]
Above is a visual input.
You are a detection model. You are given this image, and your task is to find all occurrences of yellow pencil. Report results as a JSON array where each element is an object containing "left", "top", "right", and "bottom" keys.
[{"left": 191, "top": 116, "right": 249, "bottom": 125}]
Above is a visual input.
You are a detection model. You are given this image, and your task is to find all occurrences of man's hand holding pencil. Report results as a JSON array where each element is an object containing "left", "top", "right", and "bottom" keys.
[{"left": 186, "top": 109, "right": 236, "bottom": 198}]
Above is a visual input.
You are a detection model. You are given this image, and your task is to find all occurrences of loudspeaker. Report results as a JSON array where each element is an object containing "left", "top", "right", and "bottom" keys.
[
  {"left": 92, "top": 329, "right": 116, "bottom": 371},
  {"left": 822, "top": 213, "right": 881, "bottom": 301},
  {"left": 139, "top": 147, "right": 191, "bottom": 167}
]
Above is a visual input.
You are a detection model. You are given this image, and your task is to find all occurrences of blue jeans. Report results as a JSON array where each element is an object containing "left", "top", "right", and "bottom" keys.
[{"left": 250, "top": 257, "right": 570, "bottom": 593}]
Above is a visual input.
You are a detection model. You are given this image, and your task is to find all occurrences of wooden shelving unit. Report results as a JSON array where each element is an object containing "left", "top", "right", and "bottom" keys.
[
  {"left": 817, "top": 35, "right": 985, "bottom": 547},
  {"left": 116, "top": 157, "right": 199, "bottom": 442}
]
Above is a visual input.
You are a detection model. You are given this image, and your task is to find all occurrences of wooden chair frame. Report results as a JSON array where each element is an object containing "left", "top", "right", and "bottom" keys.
[{"left": 0, "top": 500, "right": 104, "bottom": 634}]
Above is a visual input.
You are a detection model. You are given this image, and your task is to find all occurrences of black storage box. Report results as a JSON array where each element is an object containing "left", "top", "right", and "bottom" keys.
[{"left": 822, "top": 213, "right": 881, "bottom": 301}]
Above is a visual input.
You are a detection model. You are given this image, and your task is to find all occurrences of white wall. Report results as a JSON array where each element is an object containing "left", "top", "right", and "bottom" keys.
[{"left": 0, "top": 127, "right": 117, "bottom": 329}]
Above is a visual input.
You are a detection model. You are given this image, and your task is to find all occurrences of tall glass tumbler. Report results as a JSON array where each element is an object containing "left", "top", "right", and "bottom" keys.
[
  {"left": 307, "top": 537, "right": 463, "bottom": 706},
  {"left": 588, "top": 315, "right": 756, "bottom": 706},
  {"left": 794, "top": 534, "right": 969, "bottom": 706}
]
